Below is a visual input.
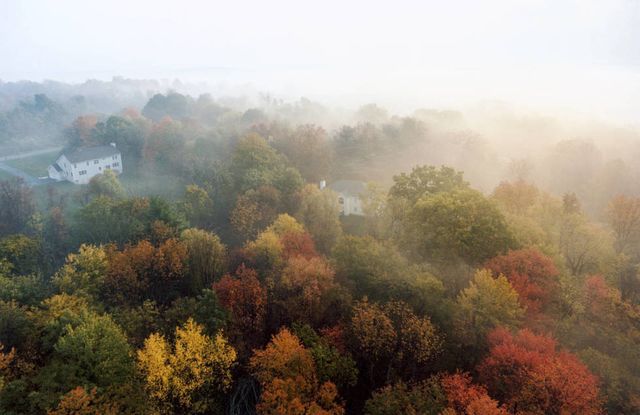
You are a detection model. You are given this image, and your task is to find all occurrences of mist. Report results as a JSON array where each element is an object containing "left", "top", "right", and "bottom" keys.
[{"left": 1, "top": 1, "right": 640, "bottom": 414}]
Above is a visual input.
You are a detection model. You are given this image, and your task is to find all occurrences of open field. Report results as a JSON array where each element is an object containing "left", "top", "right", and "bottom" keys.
[{"left": 4, "top": 149, "right": 60, "bottom": 177}]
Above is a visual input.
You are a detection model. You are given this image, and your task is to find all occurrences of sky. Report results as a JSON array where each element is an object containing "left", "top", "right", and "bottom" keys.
[{"left": 1, "top": 0, "right": 639, "bottom": 120}]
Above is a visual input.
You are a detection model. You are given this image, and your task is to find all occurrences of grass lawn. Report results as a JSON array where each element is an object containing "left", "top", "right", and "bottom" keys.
[
  {"left": 5, "top": 150, "right": 60, "bottom": 177},
  {"left": 0, "top": 169, "right": 15, "bottom": 180}
]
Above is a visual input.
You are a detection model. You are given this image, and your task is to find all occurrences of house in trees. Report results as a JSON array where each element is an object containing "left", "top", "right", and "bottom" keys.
[
  {"left": 325, "top": 179, "right": 366, "bottom": 216},
  {"left": 48, "top": 143, "right": 122, "bottom": 185}
]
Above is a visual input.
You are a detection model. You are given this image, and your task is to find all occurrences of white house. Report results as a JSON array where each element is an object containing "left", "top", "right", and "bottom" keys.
[
  {"left": 326, "top": 180, "right": 366, "bottom": 216},
  {"left": 48, "top": 143, "right": 122, "bottom": 185}
]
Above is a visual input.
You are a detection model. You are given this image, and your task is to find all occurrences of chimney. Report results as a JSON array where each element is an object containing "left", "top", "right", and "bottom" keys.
[
  {"left": 319, "top": 180, "right": 326, "bottom": 190},
  {"left": 110, "top": 142, "right": 117, "bottom": 148}
]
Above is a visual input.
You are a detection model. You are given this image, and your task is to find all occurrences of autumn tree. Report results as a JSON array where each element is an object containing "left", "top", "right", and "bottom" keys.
[
  {"left": 484, "top": 248, "right": 559, "bottom": 322},
  {"left": 103, "top": 238, "right": 188, "bottom": 306},
  {"left": 52, "top": 244, "right": 108, "bottom": 302},
  {"left": 249, "top": 328, "right": 344, "bottom": 415},
  {"left": 181, "top": 228, "right": 227, "bottom": 294},
  {"left": 0, "top": 178, "right": 35, "bottom": 238},
  {"left": 47, "top": 387, "right": 119, "bottom": 415},
  {"left": 455, "top": 269, "right": 523, "bottom": 352},
  {"left": 491, "top": 180, "right": 540, "bottom": 215},
  {"left": 137, "top": 319, "right": 236, "bottom": 414},
  {"left": 349, "top": 299, "right": 442, "bottom": 385},
  {"left": 606, "top": 194, "right": 640, "bottom": 255},
  {"left": 273, "top": 256, "right": 338, "bottom": 327},
  {"left": 478, "top": 327, "right": 603, "bottom": 415},
  {"left": 181, "top": 184, "right": 214, "bottom": 229},
  {"left": 84, "top": 170, "right": 124, "bottom": 201},
  {"left": 295, "top": 184, "right": 342, "bottom": 254},
  {"left": 273, "top": 124, "right": 333, "bottom": 183},
  {"left": 213, "top": 265, "right": 267, "bottom": 356},
  {"left": 440, "top": 372, "right": 507, "bottom": 415}
]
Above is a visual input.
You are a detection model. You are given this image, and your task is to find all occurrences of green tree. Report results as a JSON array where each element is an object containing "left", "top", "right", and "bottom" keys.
[
  {"left": 180, "top": 228, "right": 227, "bottom": 294},
  {"left": 408, "top": 189, "right": 516, "bottom": 265}
]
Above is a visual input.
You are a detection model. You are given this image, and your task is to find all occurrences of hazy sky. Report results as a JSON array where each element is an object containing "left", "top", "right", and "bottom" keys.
[{"left": 1, "top": 0, "right": 639, "bottom": 120}]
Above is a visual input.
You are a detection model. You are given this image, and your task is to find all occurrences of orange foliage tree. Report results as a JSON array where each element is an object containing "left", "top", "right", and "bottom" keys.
[
  {"left": 478, "top": 327, "right": 603, "bottom": 415},
  {"left": 250, "top": 328, "right": 344, "bottom": 415}
]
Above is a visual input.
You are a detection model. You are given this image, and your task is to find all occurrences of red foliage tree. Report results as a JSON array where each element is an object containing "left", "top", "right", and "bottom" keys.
[
  {"left": 280, "top": 231, "right": 318, "bottom": 260},
  {"left": 478, "top": 328, "right": 603, "bottom": 415},
  {"left": 484, "top": 248, "right": 559, "bottom": 321},
  {"left": 213, "top": 264, "right": 267, "bottom": 354},
  {"left": 441, "top": 372, "right": 507, "bottom": 415}
]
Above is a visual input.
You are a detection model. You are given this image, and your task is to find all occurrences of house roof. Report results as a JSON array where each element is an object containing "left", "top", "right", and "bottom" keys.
[
  {"left": 62, "top": 145, "right": 120, "bottom": 163},
  {"left": 51, "top": 162, "right": 62, "bottom": 173},
  {"left": 328, "top": 180, "right": 366, "bottom": 196}
]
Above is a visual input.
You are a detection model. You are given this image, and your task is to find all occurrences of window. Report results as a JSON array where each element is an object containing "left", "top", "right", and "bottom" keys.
[
  {"left": 86, "top": 162, "right": 89, "bottom": 166},
  {"left": 338, "top": 197, "right": 344, "bottom": 204},
  {"left": 112, "top": 162, "right": 120, "bottom": 167},
  {"left": 98, "top": 167, "right": 102, "bottom": 171},
  {"left": 74, "top": 163, "right": 77, "bottom": 168},
  {"left": 94, "top": 160, "right": 99, "bottom": 164},
  {"left": 78, "top": 170, "right": 87, "bottom": 175},
  {"left": 112, "top": 155, "right": 117, "bottom": 160}
]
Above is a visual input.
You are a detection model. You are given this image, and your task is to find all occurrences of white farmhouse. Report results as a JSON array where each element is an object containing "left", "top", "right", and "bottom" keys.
[
  {"left": 48, "top": 143, "right": 122, "bottom": 185},
  {"left": 327, "top": 180, "right": 366, "bottom": 216}
]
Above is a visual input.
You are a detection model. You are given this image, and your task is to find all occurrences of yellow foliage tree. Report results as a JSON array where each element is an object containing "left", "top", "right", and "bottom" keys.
[{"left": 137, "top": 318, "right": 237, "bottom": 414}]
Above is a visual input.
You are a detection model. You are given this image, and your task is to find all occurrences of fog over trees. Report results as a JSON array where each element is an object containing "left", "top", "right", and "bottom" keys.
[{"left": 2, "top": 0, "right": 640, "bottom": 413}]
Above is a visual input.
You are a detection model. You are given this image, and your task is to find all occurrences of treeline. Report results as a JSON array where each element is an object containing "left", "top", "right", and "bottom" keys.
[{"left": 0, "top": 92, "right": 639, "bottom": 414}]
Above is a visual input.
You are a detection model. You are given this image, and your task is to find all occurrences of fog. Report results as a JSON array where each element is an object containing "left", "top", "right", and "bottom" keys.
[{"left": 2, "top": 0, "right": 639, "bottom": 122}]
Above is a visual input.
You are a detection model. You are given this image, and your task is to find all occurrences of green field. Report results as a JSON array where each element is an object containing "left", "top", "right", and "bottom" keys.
[
  {"left": 0, "top": 169, "right": 15, "bottom": 180},
  {"left": 5, "top": 150, "right": 60, "bottom": 177}
]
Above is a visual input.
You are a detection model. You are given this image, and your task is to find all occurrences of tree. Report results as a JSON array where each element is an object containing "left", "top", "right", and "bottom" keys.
[
  {"left": 484, "top": 248, "right": 559, "bottom": 321},
  {"left": 0, "top": 178, "right": 35, "bottom": 238},
  {"left": 180, "top": 228, "right": 227, "bottom": 295},
  {"left": 455, "top": 270, "right": 523, "bottom": 350},
  {"left": 52, "top": 244, "right": 108, "bottom": 302},
  {"left": 137, "top": 319, "right": 236, "bottom": 414},
  {"left": 408, "top": 189, "right": 516, "bottom": 265},
  {"left": 0, "top": 234, "right": 41, "bottom": 276},
  {"left": 295, "top": 185, "right": 342, "bottom": 254},
  {"left": 181, "top": 184, "right": 214, "bottom": 229},
  {"left": 440, "top": 372, "right": 507, "bottom": 415},
  {"left": 559, "top": 213, "right": 613, "bottom": 276},
  {"left": 47, "top": 387, "right": 119, "bottom": 415},
  {"left": 273, "top": 124, "right": 333, "bottom": 183},
  {"left": 389, "top": 165, "right": 468, "bottom": 205},
  {"left": 491, "top": 180, "right": 540, "bottom": 215},
  {"left": 213, "top": 265, "right": 267, "bottom": 356},
  {"left": 606, "top": 194, "right": 640, "bottom": 255},
  {"left": 349, "top": 300, "right": 442, "bottom": 385},
  {"left": 103, "top": 238, "right": 188, "bottom": 306},
  {"left": 478, "top": 328, "right": 603, "bottom": 415},
  {"left": 249, "top": 328, "right": 344, "bottom": 415},
  {"left": 85, "top": 170, "right": 124, "bottom": 202},
  {"left": 274, "top": 256, "right": 337, "bottom": 326},
  {"left": 364, "top": 379, "right": 445, "bottom": 415},
  {"left": 34, "top": 313, "right": 136, "bottom": 412}
]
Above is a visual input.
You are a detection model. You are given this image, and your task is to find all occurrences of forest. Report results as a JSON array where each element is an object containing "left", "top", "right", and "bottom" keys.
[{"left": 1, "top": 84, "right": 640, "bottom": 415}]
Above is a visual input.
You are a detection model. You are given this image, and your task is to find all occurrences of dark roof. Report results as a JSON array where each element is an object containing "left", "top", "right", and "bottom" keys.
[
  {"left": 51, "top": 162, "right": 62, "bottom": 172},
  {"left": 63, "top": 145, "right": 120, "bottom": 163},
  {"left": 328, "top": 180, "right": 366, "bottom": 196}
]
